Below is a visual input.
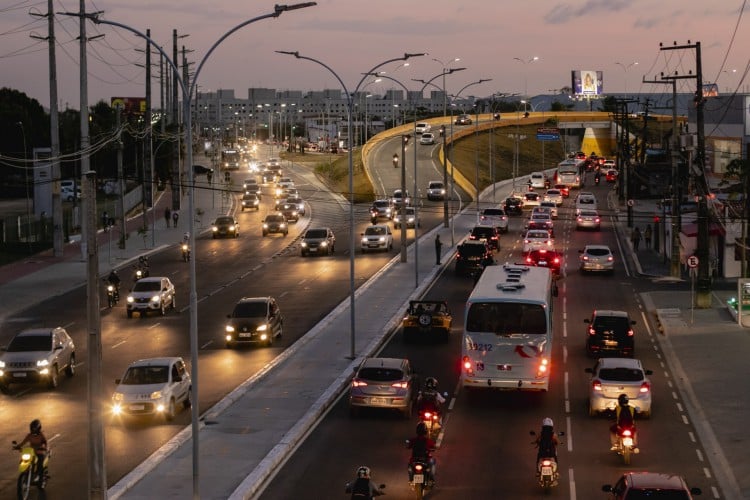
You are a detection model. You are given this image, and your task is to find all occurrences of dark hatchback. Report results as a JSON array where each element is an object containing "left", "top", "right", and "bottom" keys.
[
  {"left": 503, "top": 196, "right": 523, "bottom": 216},
  {"left": 525, "top": 249, "right": 562, "bottom": 275},
  {"left": 225, "top": 297, "right": 284, "bottom": 348},
  {"left": 468, "top": 225, "right": 500, "bottom": 251},
  {"left": 584, "top": 310, "right": 636, "bottom": 357},
  {"left": 455, "top": 240, "right": 494, "bottom": 276}
]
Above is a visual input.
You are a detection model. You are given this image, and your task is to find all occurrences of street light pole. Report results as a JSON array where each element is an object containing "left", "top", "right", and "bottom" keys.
[
  {"left": 82, "top": 5, "right": 316, "bottom": 498},
  {"left": 513, "top": 55, "right": 539, "bottom": 99},
  {"left": 615, "top": 61, "right": 638, "bottom": 96},
  {"left": 16, "top": 122, "right": 31, "bottom": 251}
]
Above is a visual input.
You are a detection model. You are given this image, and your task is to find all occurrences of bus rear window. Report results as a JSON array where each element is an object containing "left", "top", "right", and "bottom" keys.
[{"left": 466, "top": 302, "right": 547, "bottom": 334}]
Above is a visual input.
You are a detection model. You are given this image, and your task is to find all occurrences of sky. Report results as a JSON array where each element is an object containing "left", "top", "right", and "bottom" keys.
[{"left": 1, "top": 0, "right": 749, "bottom": 109}]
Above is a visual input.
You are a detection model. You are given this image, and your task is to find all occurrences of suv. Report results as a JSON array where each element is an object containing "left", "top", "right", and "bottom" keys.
[
  {"left": 225, "top": 297, "right": 284, "bottom": 348},
  {"left": 361, "top": 224, "right": 393, "bottom": 253},
  {"left": 602, "top": 472, "right": 702, "bottom": 499},
  {"left": 262, "top": 214, "right": 288, "bottom": 237},
  {"left": 240, "top": 193, "right": 260, "bottom": 211},
  {"left": 503, "top": 196, "right": 523, "bottom": 216},
  {"left": 480, "top": 208, "right": 509, "bottom": 233},
  {"left": 301, "top": 227, "right": 335, "bottom": 256},
  {"left": 349, "top": 357, "right": 416, "bottom": 418},
  {"left": 584, "top": 310, "right": 636, "bottom": 357},
  {"left": 455, "top": 240, "right": 494, "bottom": 276},
  {"left": 426, "top": 181, "right": 446, "bottom": 201},
  {"left": 391, "top": 189, "right": 410, "bottom": 207},
  {"left": 0, "top": 327, "right": 76, "bottom": 391},
  {"left": 279, "top": 202, "right": 300, "bottom": 223},
  {"left": 211, "top": 216, "right": 239, "bottom": 238},
  {"left": 370, "top": 199, "right": 393, "bottom": 222},
  {"left": 402, "top": 300, "right": 452, "bottom": 342},
  {"left": 415, "top": 122, "right": 431, "bottom": 134},
  {"left": 126, "top": 277, "right": 176, "bottom": 318},
  {"left": 111, "top": 357, "right": 191, "bottom": 421},
  {"left": 468, "top": 225, "right": 500, "bottom": 251}
]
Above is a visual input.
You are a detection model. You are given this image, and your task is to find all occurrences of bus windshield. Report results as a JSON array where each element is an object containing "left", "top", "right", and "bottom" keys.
[{"left": 466, "top": 302, "right": 547, "bottom": 335}]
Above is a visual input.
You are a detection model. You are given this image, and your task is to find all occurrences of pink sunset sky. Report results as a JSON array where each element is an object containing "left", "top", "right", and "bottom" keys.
[{"left": 1, "top": 0, "right": 748, "bottom": 108}]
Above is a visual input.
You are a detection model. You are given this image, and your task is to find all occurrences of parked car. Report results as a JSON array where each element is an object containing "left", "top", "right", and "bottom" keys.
[
  {"left": 126, "top": 277, "right": 176, "bottom": 318},
  {"left": 225, "top": 296, "right": 284, "bottom": 348},
  {"left": 584, "top": 309, "right": 635, "bottom": 357},
  {"left": 111, "top": 357, "right": 191, "bottom": 421},
  {"left": 349, "top": 357, "right": 416, "bottom": 418},
  {"left": 361, "top": 224, "right": 393, "bottom": 253},
  {"left": 585, "top": 357, "right": 652, "bottom": 417},
  {"left": 0, "top": 327, "right": 76, "bottom": 391},
  {"left": 301, "top": 227, "right": 335, "bottom": 256}
]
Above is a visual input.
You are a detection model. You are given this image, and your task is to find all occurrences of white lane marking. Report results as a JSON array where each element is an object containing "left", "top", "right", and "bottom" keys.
[
  {"left": 566, "top": 416, "right": 572, "bottom": 452},
  {"left": 569, "top": 467, "right": 576, "bottom": 500},
  {"left": 111, "top": 340, "right": 126, "bottom": 349},
  {"left": 148, "top": 323, "right": 160, "bottom": 329},
  {"left": 681, "top": 414, "right": 690, "bottom": 425},
  {"left": 696, "top": 448, "right": 704, "bottom": 462},
  {"left": 201, "top": 340, "right": 213, "bottom": 349},
  {"left": 279, "top": 291, "right": 289, "bottom": 298},
  {"left": 688, "top": 431, "right": 697, "bottom": 443}
]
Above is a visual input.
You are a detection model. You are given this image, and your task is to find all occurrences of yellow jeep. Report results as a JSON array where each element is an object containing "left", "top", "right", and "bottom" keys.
[{"left": 402, "top": 300, "right": 452, "bottom": 343}]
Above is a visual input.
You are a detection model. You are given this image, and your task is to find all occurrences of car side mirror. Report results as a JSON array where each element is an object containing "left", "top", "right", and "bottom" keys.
[{"left": 583, "top": 318, "right": 591, "bottom": 324}]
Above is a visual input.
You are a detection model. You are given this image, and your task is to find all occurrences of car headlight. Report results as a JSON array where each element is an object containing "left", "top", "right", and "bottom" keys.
[
  {"left": 361, "top": 237, "right": 368, "bottom": 244},
  {"left": 257, "top": 324, "right": 268, "bottom": 332},
  {"left": 320, "top": 241, "right": 327, "bottom": 247},
  {"left": 379, "top": 237, "right": 386, "bottom": 242},
  {"left": 151, "top": 295, "right": 161, "bottom": 303},
  {"left": 301, "top": 241, "right": 308, "bottom": 247},
  {"left": 0, "top": 361, "right": 5, "bottom": 369},
  {"left": 112, "top": 403, "right": 123, "bottom": 415},
  {"left": 36, "top": 359, "right": 49, "bottom": 367},
  {"left": 280, "top": 223, "right": 287, "bottom": 228},
  {"left": 229, "top": 225, "right": 236, "bottom": 231},
  {"left": 225, "top": 325, "right": 235, "bottom": 333},
  {"left": 263, "top": 223, "right": 269, "bottom": 229},
  {"left": 212, "top": 227, "right": 218, "bottom": 231},
  {"left": 112, "top": 392, "right": 124, "bottom": 402},
  {"left": 127, "top": 296, "right": 134, "bottom": 303},
  {"left": 440, "top": 189, "right": 446, "bottom": 194},
  {"left": 149, "top": 390, "right": 163, "bottom": 400}
]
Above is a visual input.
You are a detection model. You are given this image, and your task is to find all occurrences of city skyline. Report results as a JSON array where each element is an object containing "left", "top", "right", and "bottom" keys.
[{"left": 1, "top": 0, "right": 748, "bottom": 109}]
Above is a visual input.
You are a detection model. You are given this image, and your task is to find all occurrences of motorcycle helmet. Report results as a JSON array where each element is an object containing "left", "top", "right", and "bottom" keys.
[
  {"left": 30, "top": 419, "right": 42, "bottom": 433},
  {"left": 356, "top": 466, "right": 370, "bottom": 478},
  {"left": 618, "top": 394, "right": 629, "bottom": 406},
  {"left": 542, "top": 417, "right": 554, "bottom": 428},
  {"left": 425, "top": 377, "right": 438, "bottom": 390},
  {"left": 416, "top": 422, "right": 428, "bottom": 437}
]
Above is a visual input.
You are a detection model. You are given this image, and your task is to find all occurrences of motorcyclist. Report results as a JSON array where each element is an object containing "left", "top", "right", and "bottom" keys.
[
  {"left": 610, "top": 394, "right": 638, "bottom": 451},
  {"left": 407, "top": 422, "right": 437, "bottom": 484},
  {"left": 594, "top": 170, "right": 601, "bottom": 184},
  {"left": 345, "top": 466, "right": 384, "bottom": 499},
  {"left": 533, "top": 417, "right": 560, "bottom": 463},
  {"left": 182, "top": 232, "right": 190, "bottom": 244},
  {"left": 107, "top": 270, "right": 121, "bottom": 299},
  {"left": 417, "top": 377, "right": 446, "bottom": 413},
  {"left": 15, "top": 419, "right": 47, "bottom": 483}
]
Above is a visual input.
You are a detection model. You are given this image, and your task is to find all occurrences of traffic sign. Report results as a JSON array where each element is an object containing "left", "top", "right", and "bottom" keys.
[
  {"left": 627, "top": 199, "right": 634, "bottom": 207},
  {"left": 536, "top": 127, "right": 560, "bottom": 141},
  {"left": 687, "top": 255, "right": 699, "bottom": 268}
]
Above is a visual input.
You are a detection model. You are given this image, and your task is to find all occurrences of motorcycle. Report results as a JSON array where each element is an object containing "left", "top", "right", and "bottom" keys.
[
  {"left": 407, "top": 458, "right": 432, "bottom": 500},
  {"left": 416, "top": 392, "right": 447, "bottom": 439},
  {"left": 106, "top": 282, "right": 119, "bottom": 308},
  {"left": 614, "top": 425, "right": 638, "bottom": 464},
  {"left": 181, "top": 243, "right": 190, "bottom": 262},
  {"left": 12, "top": 441, "right": 49, "bottom": 499},
  {"left": 530, "top": 429, "right": 563, "bottom": 494},
  {"left": 595, "top": 175, "right": 601, "bottom": 185}
]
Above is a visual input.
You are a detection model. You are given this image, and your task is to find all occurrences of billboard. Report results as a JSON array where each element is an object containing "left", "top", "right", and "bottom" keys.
[
  {"left": 110, "top": 97, "right": 147, "bottom": 114},
  {"left": 571, "top": 70, "right": 604, "bottom": 96}
]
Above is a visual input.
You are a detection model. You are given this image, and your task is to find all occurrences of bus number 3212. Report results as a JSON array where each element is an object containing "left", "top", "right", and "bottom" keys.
[{"left": 466, "top": 342, "right": 493, "bottom": 351}]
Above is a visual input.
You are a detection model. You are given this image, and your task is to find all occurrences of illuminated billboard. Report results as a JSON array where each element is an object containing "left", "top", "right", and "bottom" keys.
[
  {"left": 571, "top": 70, "right": 604, "bottom": 96},
  {"left": 110, "top": 97, "right": 147, "bottom": 114}
]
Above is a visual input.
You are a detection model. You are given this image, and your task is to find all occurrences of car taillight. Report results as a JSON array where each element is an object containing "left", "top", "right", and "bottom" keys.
[
  {"left": 588, "top": 326, "right": 596, "bottom": 335},
  {"left": 592, "top": 380, "right": 602, "bottom": 391},
  {"left": 501, "top": 216, "right": 507, "bottom": 221},
  {"left": 526, "top": 256, "right": 533, "bottom": 264},
  {"left": 577, "top": 216, "right": 583, "bottom": 222},
  {"left": 582, "top": 255, "right": 589, "bottom": 261},
  {"left": 639, "top": 382, "right": 650, "bottom": 394},
  {"left": 628, "top": 328, "right": 634, "bottom": 337},
  {"left": 607, "top": 256, "right": 614, "bottom": 261},
  {"left": 545, "top": 240, "right": 552, "bottom": 246},
  {"left": 553, "top": 257, "right": 560, "bottom": 264},
  {"left": 352, "top": 379, "right": 368, "bottom": 387},
  {"left": 462, "top": 356, "right": 473, "bottom": 374},
  {"left": 524, "top": 239, "right": 530, "bottom": 244},
  {"left": 392, "top": 381, "right": 408, "bottom": 389},
  {"left": 537, "top": 357, "right": 549, "bottom": 375},
  {"left": 595, "top": 218, "right": 600, "bottom": 223}
]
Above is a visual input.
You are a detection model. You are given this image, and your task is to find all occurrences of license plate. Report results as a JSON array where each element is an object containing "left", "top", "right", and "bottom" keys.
[
  {"left": 13, "top": 372, "right": 27, "bottom": 378},
  {"left": 368, "top": 244, "right": 379, "bottom": 248},
  {"left": 238, "top": 333, "right": 252, "bottom": 338},
  {"left": 541, "top": 466, "right": 552, "bottom": 475},
  {"left": 129, "top": 404, "right": 145, "bottom": 411},
  {"left": 370, "top": 397, "right": 387, "bottom": 405},
  {"left": 604, "top": 340, "right": 618, "bottom": 346},
  {"left": 413, "top": 474, "right": 424, "bottom": 484},
  {"left": 538, "top": 260, "right": 547, "bottom": 265},
  {"left": 497, "top": 364, "right": 512, "bottom": 371}
]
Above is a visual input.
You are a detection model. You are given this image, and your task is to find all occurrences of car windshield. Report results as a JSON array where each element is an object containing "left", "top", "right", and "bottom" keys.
[
  {"left": 121, "top": 365, "right": 169, "bottom": 385},
  {"left": 471, "top": 227, "right": 495, "bottom": 237},
  {"left": 525, "top": 193, "right": 539, "bottom": 201},
  {"left": 580, "top": 210, "right": 598, "bottom": 217},
  {"left": 593, "top": 316, "right": 629, "bottom": 331},
  {"left": 132, "top": 281, "right": 161, "bottom": 292},
  {"left": 365, "top": 227, "right": 387, "bottom": 236},
  {"left": 598, "top": 367, "right": 644, "bottom": 382},
  {"left": 466, "top": 302, "right": 547, "bottom": 334},
  {"left": 232, "top": 301, "right": 267, "bottom": 318},
  {"left": 579, "top": 197, "right": 595, "bottom": 204},
  {"left": 586, "top": 248, "right": 611, "bottom": 256},
  {"left": 266, "top": 216, "right": 283, "bottom": 223},
  {"left": 622, "top": 490, "right": 690, "bottom": 500},
  {"left": 483, "top": 209, "right": 504, "bottom": 216},
  {"left": 374, "top": 201, "right": 389, "bottom": 208},
  {"left": 429, "top": 182, "right": 443, "bottom": 189},
  {"left": 305, "top": 229, "right": 327, "bottom": 238},
  {"left": 7, "top": 334, "right": 51, "bottom": 352},
  {"left": 357, "top": 367, "right": 404, "bottom": 382},
  {"left": 215, "top": 217, "right": 233, "bottom": 224},
  {"left": 528, "top": 231, "right": 549, "bottom": 239},
  {"left": 459, "top": 244, "right": 487, "bottom": 257}
]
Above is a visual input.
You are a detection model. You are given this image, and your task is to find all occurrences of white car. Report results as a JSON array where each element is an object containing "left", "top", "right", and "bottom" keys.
[
  {"left": 426, "top": 181, "right": 446, "bottom": 201},
  {"left": 526, "top": 212, "right": 554, "bottom": 232},
  {"left": 419, "top": 132, "right": 435, "bottom": 145},
  {"left": 575, "top": 192, "right": 598, "bottom": 214},
  {"left": 523, "top": 192, "right": 541, "bottom": 209},
  {"left": 480, "top": 208, "right": 509, "bottom": 233},
  {"left": 415, "top": 122, "right": 432, "bottom": 134},
  {"left": 543, "top": 189, "right": 564, "bottom": 206},
  {"left": 579, "top": 244, "right": 614, "bottom": 273},
  {"left": 602, "top": 159, "right": 616, "bottom": 170},
  {"left": 361, "top": 224, "right": 393, "bottom": 253},
  {"left": 111, "top": 357, "right": 191, "bottom": 421},
  {"left": 529, "top": 172, "right": 547, "bottom": 189},
  {"left": 126, "top": 277, "right": 176, "bottom": 318},
  {"left": 576, "top": 209, "right": 601, "bottom": 230},
  {"left": 393, "top": 207, "right": 420, "bottom": 229},
  {"left": 523, "top": 229, "right": 554, "bottom": 254},
  {"left": 61, "top": 185, "right": 81, "bottom": 202},
  {"left": 585, "top": 357, "right": 652, "bottom": 418},
  {"left": 539, "top": 201, "right": 558, "bottom": 218}
]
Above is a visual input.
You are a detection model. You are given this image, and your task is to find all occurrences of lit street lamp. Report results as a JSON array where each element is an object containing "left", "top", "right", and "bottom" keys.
[
  {"left": 513, "top": 55, "right": 539, "bottom": 98},
  {"left": 615, "top": 61, "right": 638, "bottom": 96}
]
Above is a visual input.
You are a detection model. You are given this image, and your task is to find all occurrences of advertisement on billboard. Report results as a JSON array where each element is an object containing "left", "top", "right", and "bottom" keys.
[
  {"left": 571, "top": 70, "right": 604, "bottom": 96},
  {"left": 110, "top": 97, "right": 147, "bottom": 114}
]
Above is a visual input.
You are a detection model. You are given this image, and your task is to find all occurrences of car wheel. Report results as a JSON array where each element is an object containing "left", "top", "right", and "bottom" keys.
[
  {"left": 165, "top": 398, "right": 176, "bottom": 421},
  {"left": 127, "top": 310, "right": 133, "bottom": 318},
  {"left": 48, "top": 365, "right": 59, "bottom": 389},
  {"left": 65, "top": 355, "right": 76, "bottom": 377}
]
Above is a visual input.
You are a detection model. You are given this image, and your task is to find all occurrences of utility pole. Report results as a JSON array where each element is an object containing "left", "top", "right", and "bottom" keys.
[
  {"left": 143, "top": 30, "right": 153, "bottom": 236},
  {"left": 172, "top": 29, "right": 180, "bottom": 211},
  {"left": 116, "top": 104, "right": 126, "bottom": 248},
  {"left": 614, "top": 98, "right": 637, "bottom": 226}
]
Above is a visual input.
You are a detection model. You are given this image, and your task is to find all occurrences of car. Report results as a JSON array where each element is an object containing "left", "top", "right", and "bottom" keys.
[
  {"left": 391, "top": 189, "right": 410, "bottom": 207},
  {"left": 525, "top": 248, "right": 563, "bottom": 275},
  {"left": 349, "top": 357, "right": 416, "bottom": 418},
  {"left": 602, "top": 159, "right": 616, "bottom": 170},
  {"left": 454, "top": 239, "right": 494, "bottom": 276},
  {"left": 575, "top": 151, "right": 587, "bottom": 161},
  {"left": 415, "top": 122, "right": 431, "bottom": 134},
  {"left": 0, "top": 327, "right": 76, "bottom": 391},
  {"left": 426, "top": 181, "right": 446, "bottom": 201},
  {"left": 262, "top": 214, "right": 288, "bottom": 236},
  {"left": 301, "top": 227, "right": 335, "bottom": 256},
  {"left": 606, "top": 169, "right": 619, "bottom": 183},
  {"left": 419, "top": 132, "right": 435, "bottom": 145},
  {"left": 480, "top": 207, "right": 509, "bottom": 233},
  {"left": 285, "top": 196, "right": 306, "bottom": 216},
  {"left": 61, "top": 185, "right": 81, "bottom": 202},
  {"left": 224, "top": 296, "right": 284, "bottom": 348},
  {"left": 523, "top": 192, "right": 541, "bottom": 209},
  {"left": 543, "top": 189, "right": 564, "bottom": 206},
  {"left": 579, "top": 244, "right": 614, "bottom": 274},
  {"left": 401, "top": 300, "right": 453, "bottom": 342},
  {"left": 525, "top": 212, "right": 554, "bottom": 232},
  {"left": 503, "top": 196, "right": 524, "bottom": 216},
  {"left": 275, "top": 178, "right": 295, "bottom": 197},
  {"left": 455, "top": 114, "right": 472, "bottom": 125},
  {"left": 576, "top": 209, "right": 601, "bottom": 230},
  {"left": 211, "top": 216, "right": 239, "bottom": 238},
  {"left": 602, "top": 472, "right": 702, "bottom": 499},
  {"left": 361, "top": 224, "right": 393, "bottom": 253},
  {"left": 553, "top": 184, "right": 570, "bottom": 198},
  {"left": 393, "top": 206, "right": 420, "bottom": 229},
  {"left": 523, "top": 229, "right": 554, "bottom": 254},
  {"left": 575, "top": 192, "right": 598, "bottom": 214},
  {"left": 244, "top": 182, "right": 262, "bottom": 197},
  {"left": 260, "top": 170, "right": 276, "bottom": 184},
  {"left": 279, "top": 203, "right": 300, "bottom": 223},
  {"left": 111, "top": 357, "right": 191, "bottom": 421},
  {"left": 126, "top": 277, "right": 176, "bottom": 318},
  {"left": 468, "top": 224, "right": 500, "bottom": 251},
  {"left": 243, "top": 179, "right": 258, "bottom": 190},
  {"left": 240, "top": 193, "right": 260, "bottom": 211},
  {"left": 585, "top": 357, "right": 652, "bottom": 417},
  {"left": 584, "top": 309, "right": 636, "bottom": 357},
  {"left": 539, "top": 200, "right": 558, "bottom": 218},
  {"left": 529, "top": 171, "right": 547, "bottom": 189},
  {"left": 370, "top": 199, "right": 393, "bottom": 221},
  {"left": 267, "top": 157, "right": 281, "bottom": 168}
]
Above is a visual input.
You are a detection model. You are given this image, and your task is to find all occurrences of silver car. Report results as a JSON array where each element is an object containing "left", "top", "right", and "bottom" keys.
[
  {"left": 576, "top": 209, "right": 601, "bottom": 230},
  {"left": 585, "top": 358, "right": 652, "bottom": 418},
  {"left": 361, "top": 224, "right": 393, "bottom": 253},
  {"left": 349, "top": 357, "right": 415, "bottom": 418},
  {"left": 301, "top": 227, "right": 335, "bottom": 256},
  {"left": 0, "top": 327, "right": 76, "bottom": 390},
  {"left": 579, "top": 244, "right": 614, "bottom": 273},
  {"left": 126, "top": 277, "right": 176, "bottom": 317},
  {"left": 480, "top": 208, "right": 509, "bottom": 233},
  {"left": 426, "top": 181, "right": 446, "bottom": 201}
]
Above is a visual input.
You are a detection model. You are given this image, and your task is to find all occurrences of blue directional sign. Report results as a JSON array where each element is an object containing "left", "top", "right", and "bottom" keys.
[{"left": 536, "top": 127, "right": 560, "bottom": 141}]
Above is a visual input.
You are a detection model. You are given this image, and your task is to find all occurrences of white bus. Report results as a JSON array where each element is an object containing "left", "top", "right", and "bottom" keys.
[
  {"left": 461, "top": 264, "right": 556, "bottom": 392},
  {"left": 556, "top": 159, "right": 581, "bottom": 189}
]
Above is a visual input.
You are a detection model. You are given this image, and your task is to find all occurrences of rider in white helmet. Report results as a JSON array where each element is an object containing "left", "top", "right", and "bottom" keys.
[
  {"left": 534, "top": 417, "right": 559, "bottom": 462},
  {"left": 345, "top": 465, "right": 384, "bottom": 499}
]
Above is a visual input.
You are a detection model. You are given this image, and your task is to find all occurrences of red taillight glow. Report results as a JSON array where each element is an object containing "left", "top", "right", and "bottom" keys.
[
  {"left": 392, "top": 381, "right": 408, "bottom": 389},
  {"left": 628, "top": 329, "right": 634, "bottom": 337},
  {"left": 621, "top": 429, "right": 632, "bottom": 437},
  {"left": 639, "top": 382, "right": 650, "bottom": 393},
  {"left": 588, "top": 327, "right": 596, "bottom": 335},
  {"left": 526, "top": 256, "right": 533, "bottom": 264},
  {"left": 592, "top": 380, "right": 602, "bottom": 391},
  {"left": 415, "top": 464, "right": 424, "bottom": 472},
  {"left": 352, "top": 379, "right": 368, "bottom": 387},
  {"left": 462, "top": 356, "right": 473, "bottom": 373}
]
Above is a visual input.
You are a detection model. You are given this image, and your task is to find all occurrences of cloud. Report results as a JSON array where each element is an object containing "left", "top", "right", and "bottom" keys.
[{"left": 544, "top": 0, "right": 633, "bottom": 24}]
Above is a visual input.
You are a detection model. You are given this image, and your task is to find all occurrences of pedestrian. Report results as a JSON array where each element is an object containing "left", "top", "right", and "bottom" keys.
[
  {"left": 631, "top": 226, "right": 642, "bottom": 251},
  {"left": 172, "top": 210, "right": 179, "bottom": 228},
  {"left": 644, "top": 224, "right": 652, "bottom": 249},
  {"left": 164, "top": 207, "right": 171, "bottom": 228},
  {"left": 102, "top": 211, "right": 109, "bottom": 232},
  {"left": 435, "top": 234, "right": 443, "bottom": 265}
]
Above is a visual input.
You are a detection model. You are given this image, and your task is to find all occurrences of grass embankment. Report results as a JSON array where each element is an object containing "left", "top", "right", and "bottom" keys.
[{"left": 282, "top": 149, "right": 375, "bottom": 204}]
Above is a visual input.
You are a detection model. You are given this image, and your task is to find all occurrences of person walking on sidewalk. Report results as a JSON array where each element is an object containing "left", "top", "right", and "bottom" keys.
[
  {"left": 164, "top": 207, "right": 171, "bottom": 228},
  {"left": 644, "top": 225, "right": 652, "bottom": 249},
  {"left": 631, "top": 226, "right": 642, "bottom": 251},
  {"left": 172, "top": 210, "right": 179, "bottom": 228},
  {"left": 102, "top": 211, "right": 109, "bottom": 232},
  {"left": 435, "top": 234, "right": 443, "bottom": 265}
]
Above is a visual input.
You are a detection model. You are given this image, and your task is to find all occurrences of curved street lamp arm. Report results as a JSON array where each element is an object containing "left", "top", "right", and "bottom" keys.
[{"left": 456, "top": 78, "right": 492, "bottom": 98}]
